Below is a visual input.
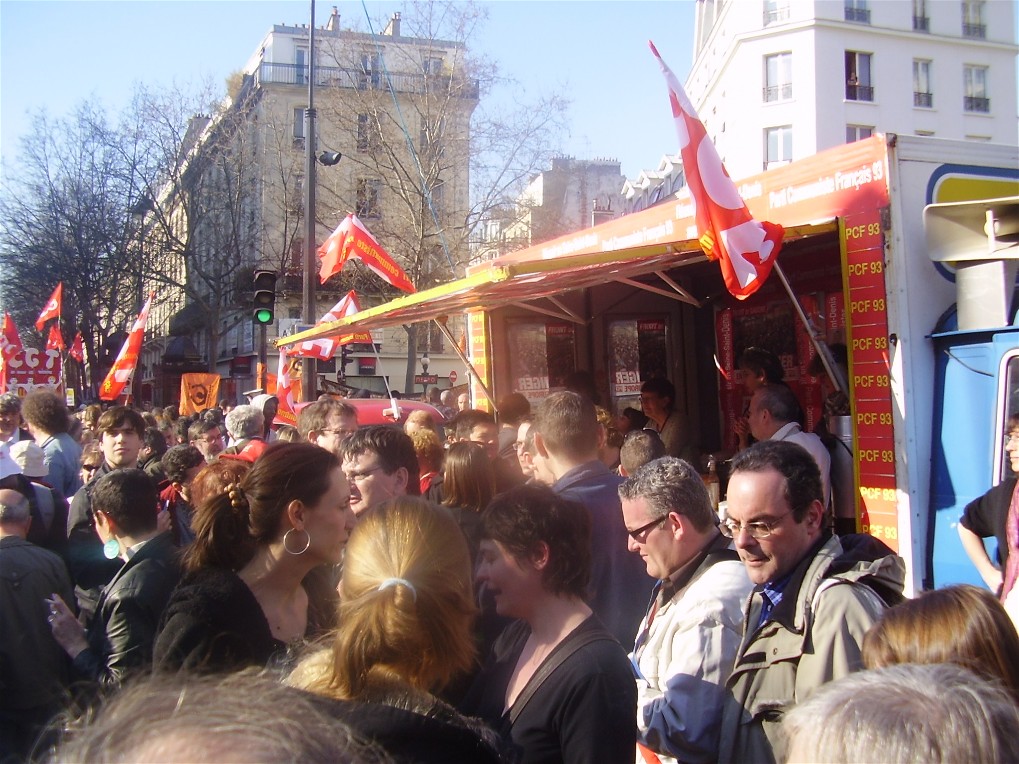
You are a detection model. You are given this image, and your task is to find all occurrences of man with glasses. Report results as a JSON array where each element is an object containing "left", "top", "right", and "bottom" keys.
[
  {"left": 619, "top": 457, "right": 751, "bottom": 764},
  {"left": 339, "top": 426, "right": 419, "bottom": 518},
  {"left": 298, "top": 399, "right": 358, "bottom": 457},
  {"left": 718, "top": 441, "right": 904, "bottom": 764},
  {"left": 188, "top": 420, "right": 226, "bottom": 463}
]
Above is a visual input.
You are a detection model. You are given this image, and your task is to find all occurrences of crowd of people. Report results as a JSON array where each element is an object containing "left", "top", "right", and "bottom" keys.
[{"left": 1, "top": 380, "right": 1018, "bottom": 764}]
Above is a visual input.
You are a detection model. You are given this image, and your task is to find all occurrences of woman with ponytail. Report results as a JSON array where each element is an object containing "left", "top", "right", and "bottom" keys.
[
  {"left": 154, "top": 442, "right": 355, "bottom": 673},
  {"left": 289, "top": 497, "right": 503, "bottom": 763}
]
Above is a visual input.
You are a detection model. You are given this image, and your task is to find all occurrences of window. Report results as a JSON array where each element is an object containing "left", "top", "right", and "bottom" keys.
[
  {"left": 845, "top": 0, "right": 870, "bottom": 23},
  {"left": 845, "top": 51, "right": 874, "bottom": 101},
  {"left": 764, "top": 53, "right": 793, "bottom": 102},
  {"left": 913, "top": 59, "right": 933, "bottom": 107},
  {"left": 295, "top": 47, "right": 307, "bottom": 85},
  {"left": 763, "top": 0, "right": 790, "bottom": 25},
  {"left": 764, "top": 125, "right": 793, "bottom": 170},
  {"left": 356, "top": 178, "right": 381, "bottom": 218},
  {"left": 423, "top": 56, "right": 444, "bottom": 75},
  {"left": 359, "top": 52, "right": 382, "bottom": 89},
  {"left": 293, "top": 107, "right": 306, "bottom": 146},
  {"left": 419, "top": 117, "right": 445, "bottom": 158},
  {"left": 964, "top": 65, "right": 990, "bottom": 112},
  {"left": 846, "top": 125, "right": 873, "bottom": 143},
  {"left": 962, "top": 0, "right": 986, "bottom": 38},
  {"left": 912, "top": 0, "right": 929, "bottom": 30},
  {"left": 356, "top": 113, "right": 381, "bottom": 153}
]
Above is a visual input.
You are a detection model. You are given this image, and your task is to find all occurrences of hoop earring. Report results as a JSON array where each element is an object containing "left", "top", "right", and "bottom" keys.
[{"left": 283, "top": 528, "right": 311, "bottom": 555}]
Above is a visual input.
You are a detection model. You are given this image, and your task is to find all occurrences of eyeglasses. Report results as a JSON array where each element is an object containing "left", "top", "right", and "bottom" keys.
[
  {"left": 626, "top": 516, "right": 666, "bottom": 541},
  {"left": 82, "top": 463, "right": 101, "bottom": 473},
  {"left": 321, "top": 428, "right": 356, "bottom": 439},
  {"left": 344, "top": 465, "right": 385, "bottom": 483},
  {"left": 720, "top": 512, "right": 791, "bottom": 540}
]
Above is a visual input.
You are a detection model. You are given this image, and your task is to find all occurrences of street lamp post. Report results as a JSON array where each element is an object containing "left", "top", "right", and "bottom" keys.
[
  {"left": 301, "top": 0, "right": 318, "bottom": 402},
  {"left": 419, "top": 353, "right": 430, "bottom": 400}
]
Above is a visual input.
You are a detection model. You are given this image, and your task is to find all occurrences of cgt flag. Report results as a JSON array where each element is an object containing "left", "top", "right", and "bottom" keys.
[
  {"left": 68, "top": 332, "right": 85, "bottom": 364},
  {"left": 650, "top": 41, "right": 784, "bottom": 299},
  {"left": 46, "top": 325, "right": 65, "bottom": 352},
  {"left": 179, "top": 373, "right": 221, "bottom": 416},
  {"left": 291, "top": 290, "right": 373, "bottom": 362},
  {"left": 1, "top": 312, "right": 24, "bottom": 363},
  {"left": 273, "top": 346, "right": 299, "bottom": 427},
  {"left": 99, "top": 293, "right": 154, "bottom": 401},
  {"left": 318, "top": 214, "right": 416, "bottom": 293},
  {"left": 35, "top": 283, "right": 63, "bottom": 332}
]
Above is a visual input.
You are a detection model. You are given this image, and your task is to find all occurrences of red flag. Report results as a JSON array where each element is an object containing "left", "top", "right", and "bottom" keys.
[
  {"left": 69, "top": 331, "right": 85, "bottom": 363},
  {"left": 317, "top": 214, "right": 416, "bottom": 293},
  {"left": 273, "top": 346, "right": 298, "bottom": 427},
  {"left": 99, "top": 293, "right": 154, "bottom": 401},
  {"left": 35, "top": 283, "right": 63, "bottom": 331},
  {"left": 650, "top": 42, "right": 784, "bottom": 299},
  {"left": 291, "top": 291, "right": 373, "bottom": 362},
  {"left": 0, "top": 312, "right": 24, "bottom": 362},
  {"left": 46, "top": 324, "right": 65, "bottom": 352}
]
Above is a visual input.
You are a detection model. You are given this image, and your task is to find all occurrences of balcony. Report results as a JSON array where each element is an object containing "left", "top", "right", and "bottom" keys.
[
  {"left": 844, "top": 6, "right": 871, "bottom": 23},
  {"left": 763, "top": 5, "right": 790, "bottom": 25},
  {"left": 846, "top": 83, "right": 874, "bottom": 101},
  {"left": 256, "top": 62, "right": 480, "bottom": 99},
  {"left": 964, "top": 96, "right": 990, "bottom": 113},
  {"left": 914, "top": 91, "right": 933, "bottom": 107},
  {"left": 962, "top": 23, "right": 986, "bottom": 38},
  {"left": 763, "top": 84, "right": 793, "bottom": 102},
  {"left": 912, "top": 15, "right": 929, "bottom": 31}
]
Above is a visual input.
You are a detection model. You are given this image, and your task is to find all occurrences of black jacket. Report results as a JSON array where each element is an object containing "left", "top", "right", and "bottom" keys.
[{"left": 72, "top": 532, "right": 180, "bottom": 688}]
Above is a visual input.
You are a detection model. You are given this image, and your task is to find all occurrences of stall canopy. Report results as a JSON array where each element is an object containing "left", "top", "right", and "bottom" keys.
[{"left": 276, "top": 221, "right": 836, "bottom": 348}]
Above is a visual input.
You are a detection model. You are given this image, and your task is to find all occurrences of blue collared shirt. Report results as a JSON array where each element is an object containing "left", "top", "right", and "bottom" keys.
[{"left": 757, "top": 569, "right": 796, "bottom": 629}]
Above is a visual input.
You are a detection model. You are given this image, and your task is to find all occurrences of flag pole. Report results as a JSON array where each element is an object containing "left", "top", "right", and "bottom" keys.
[{"left": 771, "top": 262, "right": 849, "bottom": 396}]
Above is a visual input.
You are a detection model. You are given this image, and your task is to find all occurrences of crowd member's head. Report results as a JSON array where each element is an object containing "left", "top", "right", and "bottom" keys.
[
  {"left": 162, "top": 445, "right": 206, "bottom": 504},
  {"left": 340, "top": 427, "right": 419, "bottom": 517},
  {"left": 185, "top": 442, "right": 352, "bottom": 574},
  {"left": 639, "top": 378, "right": 676, "bottom": 423},
  {"left": 563, "top": 370, "right": 601, "bottom": 406},
  {"left": 478, "top": 484, "right": 591, "bottom": 617},
  {"left": 141, "top": 426, "right": 168, "bottom": 465},
  {"left": 737, "top": 346, "right": 784, "bottom": 393},
  {"left": 82, "top": 404, "right": 103, "bottom": 434},
  {"left": 862, "top": 583, "right": 1019, "bottom": 702},
  {"left": 50, "top": 671, "right": 386, "bottom": 764},
  {"left": 274, "top": 425, "right": 299, "bottom": 443},
  {"left": 403, "top": 409, "right": 436, "bottom": 436},
  {"left": 497, "top": 393, "right": 531, "bottom": 429},
  {"left": 454, "top": 410, "right": 498, "bottom": 459},
  {"left": 616, "top": 406, "right": 649, "bottom": 435},
  {"left": 782, "top": 663, "right": 1019, "bottom": 764},
  {"left": 534, "top": 391, "right": 600, "bottom": 470},
  {"left": 723, "top": 440, "right": 824, "bottom": 586},
  {"left": 162, "top": 404, "right": 180, "bottom": 422},
  {"left": 171, "top": 417, "right": 191, "bottom": 446},
  {"left": 618, "top": 457, "right": 718, "bottom": 581},
  {"left": 187, "top": 458, "right": 251, "bottom": 511},
  {"left": 21, "top": 389, "right": 71, "bottom": 438},
  {"left": 748, "top": 383, "right": 801, "bottom": 442},
  {"left": 92, "top": 468, "right": 159, "bottom": 551},
  {"left": 96, "top": 406, "right": 147, "bottom": 470},
  {"left": 298, "top": 399, "right": 358, "bottom": 456},
  {"left": 0, "top": 487, "right": 31, "bottom": 538},
  {"left": 619, "top": 430, "right": 666, "bottom": 477},
  {"left": 11, "top": 440, "right": 48, "bottom": 481},
  {"left": 1004, "top": 413, "right": 1019, "bottom": 475},
  {"left": 188, "top": 420, "right": 225, "bottom": 462},
  {"left": 292, "top": 497, "right": 476, "bottom": 699},
  {"left": 249, "top": 394, "right": 279, "bottom": 437},
  {"left": 442, "top": 441, "right": 495, "bottom": 513},
  {"left": 456, "top": 392, "right": 470, "bottom": 412},
  {"left": 225, "top": 405, "right": 264, "bottom": 442},
  {"left": 595, "top": 405, "right": 623, "bottom": 467},
  {"left": 409, "top": 429, "right": 443, "bottom": 479},
  {"left": 514, "top": 420, "right": 536, "bottom": 480},
  {"left": 79, "top": 441, "right": 104, "bottom": 485},
  {"left": 0, "top": 393, "right": 23, "bottom": 441}
]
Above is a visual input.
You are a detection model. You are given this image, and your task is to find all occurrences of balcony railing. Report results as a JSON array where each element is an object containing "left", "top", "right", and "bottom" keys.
[
  {"left": 763, "top": 84, "right": 793, "bottom": 102},
  {"left": 256, "top": 62, "right": 480, "bottom": 99},
  {"left": 913, "top": 15, "right": 929, "bottom": 31},
  {"left": 845, "top": 6, "right": 871, "bottom": 23},
  {"left": 962, "top": 22, "right": 986, "bottom": 38},
  {"left": 914, "top": 91, "right": 933, "bottom": 107},
  {"left": 964, "top": 95, "right": 990, "bottom": 112},
  {"left": 763, "top": 5, "right": 790, "bottom": 25},
  {"left": 846, "top": 83, "right": 874, "bottom": 101}
]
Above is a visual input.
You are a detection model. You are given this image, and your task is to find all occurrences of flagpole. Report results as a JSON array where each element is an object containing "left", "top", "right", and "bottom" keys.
[
  {"left": 432, "top": 318, "right": 496, "bottom": 408},
  {"left": 771, "top": 262, "right": 849, "bottom": 396}
]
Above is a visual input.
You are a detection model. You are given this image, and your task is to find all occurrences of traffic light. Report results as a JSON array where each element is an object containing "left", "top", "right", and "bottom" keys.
[{"left": 252, "top": 269, "right": 278, "bottom": 325}]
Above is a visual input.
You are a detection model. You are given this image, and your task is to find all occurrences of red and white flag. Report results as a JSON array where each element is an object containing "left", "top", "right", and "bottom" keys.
[
  {"left": 99, "top": 293, "right": 154, "bottom": 401},
  {"left": 69, "top": 331, "right": 85, "bottom": 363},
  {"left": 273, "top": 346, "right": 298, "bottom": 427},
  {"left": 291, "top": 290, "right": 373, "bottom": 362},
  {"left": 46, "top": 324, "right": 65, "bottom": 352},
  {"left": 650, "top": 41, "right": 784, "bottom": 299},
  {"left": 35, "top": 283, "right": 63, "bottom": 331},
  {"left": 0, "top": 312, "right": 24, "bottom": 363},
  {"left": 318, "top": 214, "right": 416, "bottom": 293}
]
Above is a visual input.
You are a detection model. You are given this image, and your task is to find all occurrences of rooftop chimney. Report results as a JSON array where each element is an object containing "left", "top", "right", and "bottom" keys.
[
  {"left": 384, "top": 11, "right": 401, "bottom": 37},
  {"left": 326, "top": 6, "right": 340, "bottom": 31}
]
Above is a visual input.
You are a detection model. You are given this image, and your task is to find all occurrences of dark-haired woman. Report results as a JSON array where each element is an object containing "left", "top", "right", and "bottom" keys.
[
  {"left": 461, "top": 484, "right": 636, "bottom": 763},
  {"left": 154, "top": 442, "right": 355, "bottom": 673},
  {"left": 442, "top": 441, "right": 496, "bottom": 565}
]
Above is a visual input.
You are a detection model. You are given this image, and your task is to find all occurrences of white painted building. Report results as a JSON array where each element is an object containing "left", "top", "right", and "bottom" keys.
[{"left": 629, "top": 0, "right": 1017, "bottom": 194}]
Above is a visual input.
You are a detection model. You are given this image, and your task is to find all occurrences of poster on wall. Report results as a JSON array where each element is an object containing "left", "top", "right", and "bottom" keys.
[
  {"left": 0, "top": 348, "right": 63, "bottom": 396},
  {"left": 507, "top": 321, "right": 576, "bottom": 403},
  {"left": 608, "top": 318, "right": 669, "bottom": 408}
]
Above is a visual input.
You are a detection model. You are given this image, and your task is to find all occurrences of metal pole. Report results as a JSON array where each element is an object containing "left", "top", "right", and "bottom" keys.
[
  {"left": 258, "top": 323, "right": 268, "bottom": 392},
  {"left": 301, "top": 0, "right": 318, "bottom": 401}
]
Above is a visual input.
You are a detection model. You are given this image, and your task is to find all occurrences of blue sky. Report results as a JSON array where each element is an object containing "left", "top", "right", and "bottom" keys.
[{"left": 0, "top": 0, "right": 695, "bottom": 181}]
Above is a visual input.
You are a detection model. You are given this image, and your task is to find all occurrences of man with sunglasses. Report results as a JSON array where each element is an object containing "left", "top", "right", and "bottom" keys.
[
  {"left": 619, "top": 457, "right": 751, "bottom": 764},
  {"left": 718, "top": 441, "right": 904, "bottom": 764}
]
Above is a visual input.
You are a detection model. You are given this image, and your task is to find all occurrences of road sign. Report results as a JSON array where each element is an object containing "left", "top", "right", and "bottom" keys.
[
  {"left": 449, "top": 370, "right": 458, "bottom": 384},
  {"left": 414, "top": 374, "right": 438, "bottom": 384}
]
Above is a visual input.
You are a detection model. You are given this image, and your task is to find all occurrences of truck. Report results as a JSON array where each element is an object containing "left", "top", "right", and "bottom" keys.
[{"left": 280, "top": 134, "right": 1019, "bottom": 595}]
